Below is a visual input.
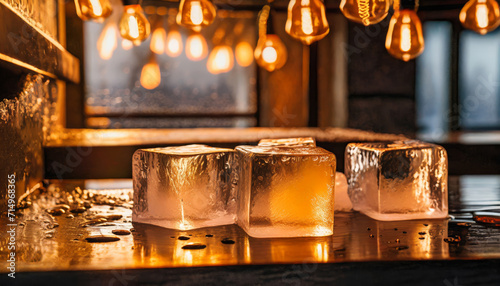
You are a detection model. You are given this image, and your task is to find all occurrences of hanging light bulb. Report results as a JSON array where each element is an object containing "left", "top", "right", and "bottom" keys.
[
  {"left": 235, "top": 41, "right": 254, "bottom": 67},
  {"left": 385, "top": 8, "right": 424, "bottom": 62},
  {"left": 119, "top": 4, "right": 151, "bottom": 42},
  {"left": 254, "top": 35, "right": 288, "bottom": 72},
  {"left": 140, "top": 55, "right": 161, "bottom": 90},
  {"left": 285, "top": 0, "right": 329, "bottom": 45},
  {"left": 340, "top": 0, "right": 390, "bottom": 26},
  {"left": 165, "top": 29, "right": 183, "bottom": 57},
  {"left": 97, "top": 21, "right": 118, "bottom": 60},
  {"left": 186, "top": 33, "right": 208, "bottom": 61},
  {"left": 74, "top": 0, "right": 112, "bottom": 22},
  {"left": 207, "top": 45, "right": 234, "bottom": 74},
  {"left": 460, "top": 0, "right": 500, "bottom": 35},
  {"left": 177, "top": 0, "right": 217, "bottom": 31},
  {"left": 150, "top": 25, "right": 167, "bottom": 54}
]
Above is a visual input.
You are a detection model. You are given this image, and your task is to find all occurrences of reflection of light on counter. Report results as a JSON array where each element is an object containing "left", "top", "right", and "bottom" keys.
[
  {"left": 150, "top": 26, "right": 167, "bottom": 54},
  {"left": 140, "top": 57, "right": 161, "bottom": 90},
  {"left": 97, "top": 21, "right": 118, "bottom": 60},
  {"left": 315, "top": 242, "right": 328, "bottom": 262},
  {"left": 186, "top": 33, "right": 208, "bottom": 61},
  {"left": 166, "top": 30, "right": 183, "bottom": 57},
  {"left": 235, "top": 41, "right": 254, "bottom": 67},
  {"left": 207, "top": 45, "right": 234, "bottom": 74}
]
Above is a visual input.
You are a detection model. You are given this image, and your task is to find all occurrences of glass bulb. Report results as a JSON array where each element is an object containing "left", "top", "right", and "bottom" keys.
[
  {"left": 186, "top": 33, "right": 208, "bottom": 61},
  {"left": 235, "top": 41, "right": 254, "bottom": 67},
  {"left": 340, "top": 0, "right": 390, "bottom": 26},
  {"left": 74, "top": 0, "right": 112, "bottom": 22},
  {"left": 150, "top": 26, "right": 167, "bottom": 54},
  {"left": 119, "top": 5, "right": 151, "bottom": 42},
  {"left": 385, "top": 10, "right": 425, "bottom": 62},
  {"left": 97, "top": 21, "right": 118, "bottom": 60},
  {"left": 165, "top": 30, "right": 183, "bottom": 57},
  {"left": 207, "top": 45, "right": 234, "bottom": 74},
  {"left": 140, "top": 57, "right": 161, "bottom": 90},
  {"left": 285, "top": 0, "right": 330, "bottom": 45},
  {"left": 254, "top": 35, "right": 288, "bottom": 72},
  {"left": 460, "top": 0, "right": 500, "bottom": 35},
  {"left": 177, "top": 0, "right": 217, "bottom": 32}
]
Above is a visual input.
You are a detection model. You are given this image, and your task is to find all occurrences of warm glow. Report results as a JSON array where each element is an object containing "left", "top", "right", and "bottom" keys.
[
  {"left": 140, "top": 59, "right": 161, "bottom": 90},
  {"left": 74, "top": 0, "right": 112, "bottom": 22},
  {"left": 150, "top": 27, "right": 167, "bottom": 54},
  {"left": 190, "top": 2, "right": 204, "bottom": 25},
  {"left": 207, "top": 45, "right": 234, "bottom": 74},
  {"left": 186, "top": 34, "right": 208, "bottom": 61},
  {"left": 400, "top": 16, "right": 412, "bottom": 52},
  {"left": 476, "top": 4, "right": 489, "bottom": 28},
  {"left": 385, "top": 10, "right": 424, "bottom": 62},
  {"left": 286, "top": 0, "right": 329, "bottom": 45},
  {"left": 254, "top": 35, "right": 287, "bottom": 72},
  {"left": 262, "top": 46, "right": 278, "bottom": 63},
  {"left": 97, "top": 21, "right": 117, "bottom": 60},
  {"left": 235, "top": 41, "right": 254, "bottom": 67},
  {"left": 177, "top": 0, "right": 217, "bottom": 31},
  {"left": 119, "top": 5, "right": 151, "bottom": 42},
  {"left": 165, "top": 30, "right": 183, "bottom": 57},
  {"left": 121, "top": 39, "right": 133, "bottom": 50},
  {"left": 301, "top": 7, "right": 314, "bottom": 35},
  {"left": 340, "top": 0, "right": 390, "bottom": 26},
  {"left": 460, "top": 0, "right": 500, "bottom": 35}
]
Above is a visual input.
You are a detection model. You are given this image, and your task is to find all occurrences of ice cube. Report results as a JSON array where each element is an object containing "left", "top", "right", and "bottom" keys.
[
  {"left": 334, "top": 172, "right": 352, "bottom": 212},
  {"left": 258, "top": 137, "right": 316, "bottom": 147},
  {"left": 236, "top": 142, "right": 336, "bottom": 238},
  {"left": 345, "top": 140, "right": 448, "bottom": 221},
  {"left": 132, "top": 145, "right": 237, "bottom": 230}
]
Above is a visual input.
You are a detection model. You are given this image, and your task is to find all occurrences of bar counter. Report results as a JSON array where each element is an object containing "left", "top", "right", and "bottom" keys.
[{"left": 1, "top": 175, "right": 499, "bottom": 285}]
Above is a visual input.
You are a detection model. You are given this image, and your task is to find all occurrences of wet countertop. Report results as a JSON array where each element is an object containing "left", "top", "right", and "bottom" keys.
[{"left": 1, "top": 176, "right": 500, "bottom": 285}]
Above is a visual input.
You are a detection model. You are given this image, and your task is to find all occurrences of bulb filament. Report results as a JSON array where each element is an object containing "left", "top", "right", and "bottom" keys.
[
  {"left": 89, "top": 0, "right": 103, "bottom": 16},
  {"left": 358, "top": 0, "right": 370, "bottom": 25},
  {"left": 476, "top": 4, "right": 489, "bottom": 28},
  {"left": 128, "top": 15, "right": 140, "bottom": 39}
]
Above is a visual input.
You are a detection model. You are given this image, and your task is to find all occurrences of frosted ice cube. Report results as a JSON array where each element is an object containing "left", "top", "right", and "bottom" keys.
[
  {"left": 334, "top": 172, "right": 352, "bottom": 212},
  {"left": 258, "top": 137, "right": 316, "bottom": 147},
  {"left": 133, "top": 145, "right": 237, "bottom": 230},
  {"left": 345, "top": 141, "right": 448, "bottom": 221},
  {"left": 236, "top": 143, "right": 336, "bottom": 238}
]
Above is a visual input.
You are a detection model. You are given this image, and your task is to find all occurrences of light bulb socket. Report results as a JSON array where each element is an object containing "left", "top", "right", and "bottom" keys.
[
  {"left": 122, "top": 0, "right": 140, "bottom": 6},
  {"left": 399, "top": 0, "right": 419, "bottom": 11}
]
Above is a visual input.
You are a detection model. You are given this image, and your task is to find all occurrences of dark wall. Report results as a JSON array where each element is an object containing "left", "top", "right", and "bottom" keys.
[{"left": 346, "top": 18, "right": 416, "bottom": 137}]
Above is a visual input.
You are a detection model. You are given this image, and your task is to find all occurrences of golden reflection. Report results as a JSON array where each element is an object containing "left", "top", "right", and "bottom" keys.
[
  {"left": 186, "top": 33, "right": 208, "bottom": 61},
  {"left": 165, "top": 30, "right": 183, "bottom": 57},
  {"left": 207, "top": 45, "right": 234, "bottom": 74},
  {"left": 140, "top": 56, "right": 161, "bottom": 90},
  {"left": 150, "top": 26, "right": 167, "bottom": 55},
  {"left": 235, "top": 41, "right": 254, "bottom": 67}
]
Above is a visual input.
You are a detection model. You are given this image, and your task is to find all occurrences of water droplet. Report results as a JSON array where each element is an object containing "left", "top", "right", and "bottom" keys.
[
  {"left": 221, "top": 238, "right": 235, "bottom": 244},
  {"left": 182, "top": 243, "right": 206, "bottom": 250},
  {"left": 112, "top": 229, "right": 131, "bottom": 235},
  {"left": 418, "top": 231, "right": 426, "bottom": 235},
  {"left": 206, "top": 234, "right": 213, "bottom": 237},
  {"left": 178, "top": 236, "right": 190, "bottom": 240},
  {"left": 85, "top": 236, "right": 120, "bottom": 243}
]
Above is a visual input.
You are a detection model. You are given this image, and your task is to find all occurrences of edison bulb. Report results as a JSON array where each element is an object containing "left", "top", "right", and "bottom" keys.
[
  {"left": 140, "top": 57, "right": 161, "bottom": 90},
  {"left": 177, "top": 0, "right": 216, "bottom": 31},
  {"left": 165, "top": 30, "right": 183, "bottom": 57},
  {"left": 97, "top": 21, "right": 118, "bottom": 60},
  {"left": 119, "top": 4, "right": 151, "bottom": 42},
  {"left": 150, "top": 26, "right": 167, "bottom": 54},
  {"left": 460, "top": 0, "right": 500, "bottom": 35},
  {"left": 186, "top": 33, "right": 208, "bottom": 61},
  {"left": 74, "top": 0, "right": 112, "bottom": 22},
  {"left": 254, "top": 35, "right": 287, "bottom": 72},
  {"left": 235, "top": 41, "right": 254, "bottom": 67},
  {"left": 340, "top": 0, "right": 390, "bottom": 26},
  {"left": 385, "top": 10, "right": 424, "bottom": 62},
  {"left": 285, "top": 0, "right": 329, "bottom": 45},
  {"left": 207, "top": 45, "right": 234, "bottom": 74}
]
